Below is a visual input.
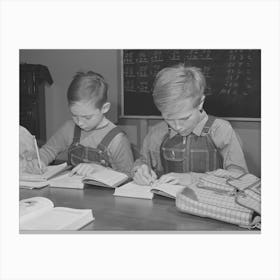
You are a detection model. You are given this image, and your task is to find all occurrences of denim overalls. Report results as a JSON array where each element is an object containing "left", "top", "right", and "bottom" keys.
[
  {"left": 160, "top": 115, "right": 223, "bottom": 173},
  {"left": 67, "top": 125, "right": 122, "bottom": 167}
]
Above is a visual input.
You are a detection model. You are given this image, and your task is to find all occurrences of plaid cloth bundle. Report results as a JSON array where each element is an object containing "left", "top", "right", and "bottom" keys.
[{"left": 176, "top": 169, "right": 261, "bottom": 229}]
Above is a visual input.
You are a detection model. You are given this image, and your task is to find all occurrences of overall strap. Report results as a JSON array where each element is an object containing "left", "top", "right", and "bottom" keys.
[
  {"left": 72, "top": 125, "right": 81, "bottom": 145},
  {"left": 202, "top": 115, "right": 221, "bottom": 156},
  {"left": 67, "top": 125, "right": 82, "bottom": 166},
  {"left": 202, "top": 115, "right": 217, "bottom": 134},
  {"left": 97, "top": 126, "right": 123, "bottom": 152},
  {"left": 160, "top": 126, "right": 172, "bottom": 146}
]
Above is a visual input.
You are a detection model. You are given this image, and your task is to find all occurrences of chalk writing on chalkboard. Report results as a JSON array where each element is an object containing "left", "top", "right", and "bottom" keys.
[{"left": 122, "top": 49, "right": 260, "bottom": 119}]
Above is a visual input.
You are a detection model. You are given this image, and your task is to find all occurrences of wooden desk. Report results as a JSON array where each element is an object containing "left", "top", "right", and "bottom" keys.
[{"left": 20, "top": 186, "right": 251, "bottom": 232}]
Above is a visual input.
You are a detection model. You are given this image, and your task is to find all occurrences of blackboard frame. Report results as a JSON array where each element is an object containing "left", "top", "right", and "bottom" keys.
[{"left": 120, "top": 50, "right": 261, "bottom": 121}]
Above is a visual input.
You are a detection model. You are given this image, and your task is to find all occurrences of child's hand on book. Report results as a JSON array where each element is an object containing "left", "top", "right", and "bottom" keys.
[
  {"left": 133, "top": 164, "right": 157, "bottom": 186},
  {"left": 70, "top": 163, "right": 104, "bottom": 177},
  {"left": 158, "top": 172, "right": 192, "bottom": 186},
  {"left": 19, "top": 126, "right": 35, "bottom": 155},
  {"left": 23, "top": 158, "right": 47, "bottom": 174}
]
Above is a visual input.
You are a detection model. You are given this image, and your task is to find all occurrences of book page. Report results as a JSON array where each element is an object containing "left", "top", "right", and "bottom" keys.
[
  {"left": 49, "top": 172, "right": 84, "bottom": 189},
  {"left": 20, "top": 162, "right": 68, "bottom": 182},
  {"left": 20, "top": 180, "right": 50, "bottom": 189},
  {"left": 85, "top": 168, "right": 128, "bottom": 187},
  {"left": 42, "top": 162, "right": 68, "bottom": 180},
  {"left": 19, "top": 173, "right": 45, "bottom": 182},
  {"left": 114, "top": 182, "right": 153, "bottom": 199}
]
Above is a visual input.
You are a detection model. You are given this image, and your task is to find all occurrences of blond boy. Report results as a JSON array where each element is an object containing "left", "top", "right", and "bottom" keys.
[{"left": 133, "top": 64, "right": 248, "bottom": 186}]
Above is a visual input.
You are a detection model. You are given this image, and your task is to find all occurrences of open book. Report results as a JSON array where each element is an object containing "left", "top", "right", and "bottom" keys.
[
  {"left": 113, "top": 181, "right": 186, "bottom": 200},
  {"left": 20, "top": 162, "right": 69, "bottom": 189},
  {"left": 151, "top": 183, "right": 186, "bottom": 199},
  {"left": 49, "top": 168, "right": 129, "bottom": 189},
  {"left": 113, "top": 182, "right": 154, "bottom": 199},
  {"left": 20, "top": 197, "right": 94, "bottom": 230}
]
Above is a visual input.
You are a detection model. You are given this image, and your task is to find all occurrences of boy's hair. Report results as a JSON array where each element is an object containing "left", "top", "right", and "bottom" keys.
[
  {"left": 67, "top": 71, "right": 108, "bottom": 109},
  {"left": 152, "top": 64, "right": 206, "bottom": 112}
]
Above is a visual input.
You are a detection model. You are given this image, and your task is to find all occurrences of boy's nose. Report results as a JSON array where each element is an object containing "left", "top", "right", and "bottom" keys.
[
  {"left": 77, "top": 118, "right": 84, "bottom": 126},
  {"left": 173, "top": 120, "right": 181, "bottom": 130}
]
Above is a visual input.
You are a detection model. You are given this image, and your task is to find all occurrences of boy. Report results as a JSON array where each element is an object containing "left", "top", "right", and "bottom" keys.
[
  {"left": 133, "top": 64, "right": 248, "bottom": 186},
  {"left": 25, "top": 71, "right": 134, "bottom": 176},
  {"left": 19, "top": 125, "right": 41, "bottom": 174}
]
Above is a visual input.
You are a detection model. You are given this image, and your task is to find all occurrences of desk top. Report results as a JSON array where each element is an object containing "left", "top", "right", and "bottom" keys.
[{"left": 20, "top": 185, "right": 250, "bottom": 232}]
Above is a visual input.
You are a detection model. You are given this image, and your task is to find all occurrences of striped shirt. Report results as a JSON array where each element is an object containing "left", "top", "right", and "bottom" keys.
[
  {"left": 134, "top": 111, "right": 248, "bottom": 179},
  {"left": 40, "top": 119, "right": 134, "bottom": 175}
]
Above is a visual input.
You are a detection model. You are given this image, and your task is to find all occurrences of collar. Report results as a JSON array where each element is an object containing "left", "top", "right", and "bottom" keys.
[
  {"left": 192, "top": 111, "right": 208, "bottom": 136},
  {"left": 169, "top": 110, "right": 208, "bottom": 137},
  {"left": 81, "top": 117, "right": 110, "bottom": 134},
  {"left": 95, "top": 117, "right": 110, "bottom": 130}
]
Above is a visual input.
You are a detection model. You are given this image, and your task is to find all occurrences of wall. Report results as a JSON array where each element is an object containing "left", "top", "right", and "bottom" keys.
[
  {"left": 231, "top": 121, "right": 261, "bottom": 177},
  {"left": 19, "top": 50, "right": 261, "bottom": 177},
  {"left": 20, "top": 49, "right": 119, "bottom": 138}
]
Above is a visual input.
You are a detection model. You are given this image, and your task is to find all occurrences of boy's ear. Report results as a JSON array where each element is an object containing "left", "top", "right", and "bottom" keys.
[
  {"left": 101, "top": 102, "right": 111, "bottom": 114},
  {"left": 198, "top": 95, "right": 205, "bottom": 110}
]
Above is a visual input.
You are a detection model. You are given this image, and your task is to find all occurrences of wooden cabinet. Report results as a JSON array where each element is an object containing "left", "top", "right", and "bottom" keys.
[{"left": 20, "top": 64, "right": 53, "bottom": 144}]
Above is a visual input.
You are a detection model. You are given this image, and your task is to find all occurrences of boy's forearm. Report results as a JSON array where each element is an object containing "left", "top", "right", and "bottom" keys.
[
  {"left": 108, "top": 133, "right": 134, "bottom": 176},
  {"left": 133, "top": 156, "right": 148, "bottom": 169},
  {"left": 39, "top": 122, "right": 71, "bottom": 166},
  {"left": 39, "top": 146, "right": 57, "bottom": 166},
  {"left": 225, "top": 164, "right": 248, "bottom": 174},
  {"left": 221, "top": 132, "right": 248, "bottom": 173},
  {"left": 39, "top": 136, "right": 67, "bottom": 165}
]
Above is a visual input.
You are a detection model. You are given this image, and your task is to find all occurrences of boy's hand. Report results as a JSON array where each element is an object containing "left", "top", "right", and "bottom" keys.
[
  {"left": 23, "top": 158, "right": 47, "bottom": 174},
  {"left": 133, "top": 164, "right": 157, "bottom": 186},
  {"left": 19, "top": 126, "right": 36, "bottom": 155},
  {"left": 158, "top": 172, "right": 192, "bottom": 186},
  {"left": 70, "top": 163, "right": 104, "bottom": 177}
]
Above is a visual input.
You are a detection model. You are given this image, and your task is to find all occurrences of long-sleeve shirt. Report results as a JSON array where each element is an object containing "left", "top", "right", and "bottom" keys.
[
  {"left": 134, "top": 111, "right": 248, "bottom": 180},
  {"left": 40, "top": 119, "right": 134, "bottom": 175}
]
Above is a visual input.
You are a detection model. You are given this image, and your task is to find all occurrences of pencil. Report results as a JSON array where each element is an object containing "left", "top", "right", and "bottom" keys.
[
  {"left": 33, "top": 136, "right": 42, "bottom": 173},
  {"left": 148, "top": 152, "right": 156, "bottom": 186}
]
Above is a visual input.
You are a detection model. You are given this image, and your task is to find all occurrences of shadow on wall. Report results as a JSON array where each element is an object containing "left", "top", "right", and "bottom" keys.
[{"left": 244, "top": 151, "right": 261, "bottom": 177}]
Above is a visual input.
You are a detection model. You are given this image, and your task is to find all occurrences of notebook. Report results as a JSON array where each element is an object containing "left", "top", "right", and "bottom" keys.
[
  {"left": 49, "top": 172, "right": 84, "bottom": 189},
  {"left": 151, "top": 183, "right": 186, "bottom": 199},
  {"left": 49, "top": 168, "right": 129, "bottom": 189},
  {"left": 19, "top": 197, "right": 94, "bottom": 230},
  {"left": 19, "top": 162, "right": 69, "bottom": 189},
  {"left": 113, "top": 182, "right": 154, "bottom": 199},
  {"left": 113, "top": 181, "right": 186, "bottom": 200}
]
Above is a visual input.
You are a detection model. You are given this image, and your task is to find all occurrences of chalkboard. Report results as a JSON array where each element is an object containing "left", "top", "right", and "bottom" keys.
[{"left": 121, "top": 49, "right": 261, "bottom": 119}]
